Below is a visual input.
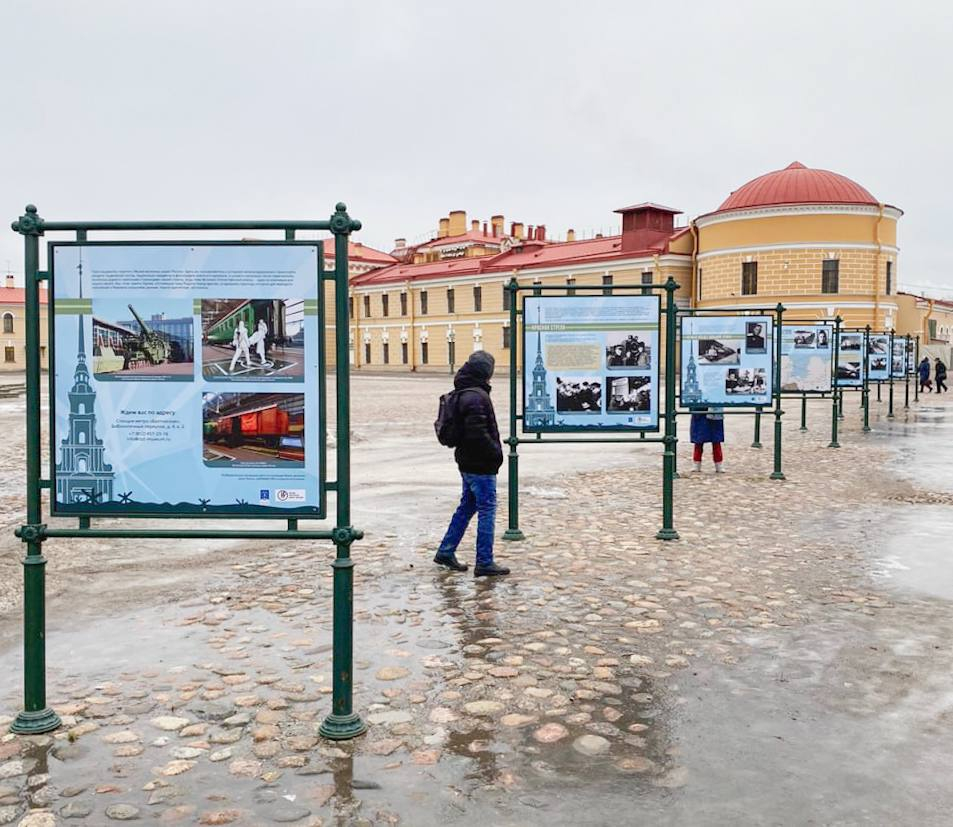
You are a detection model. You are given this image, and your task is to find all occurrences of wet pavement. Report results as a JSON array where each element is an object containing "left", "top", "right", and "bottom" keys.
[{"left": 0, "top": 375, "right": 950, "bottom": 824}]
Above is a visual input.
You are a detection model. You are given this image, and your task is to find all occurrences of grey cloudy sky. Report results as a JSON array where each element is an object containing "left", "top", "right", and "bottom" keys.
[{"left": 1, "top": 0, "right": 950, "bottom": 294}]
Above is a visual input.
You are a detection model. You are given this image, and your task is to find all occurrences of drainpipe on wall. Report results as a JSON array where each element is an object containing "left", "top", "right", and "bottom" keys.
[
  {"left": 689, "top": 220, "right": 699, "bottom": 308},
  {"left": 874, "top": 203, "right": 885, "bottom": 328},
  {"left": 925, "top": 298, "right": 935, "bottom": 343},
  {"left": 652, "top": 252, "right": 661, "bottom": 290},
  {"left": 408, "top": 280, "right": 416, "bottom": 372}
]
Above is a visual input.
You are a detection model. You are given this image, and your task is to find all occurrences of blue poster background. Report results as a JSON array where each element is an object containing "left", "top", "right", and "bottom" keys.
[
  {"left": 51, "top": 243, "right": 322, "bottom": 516},
  {"left": 867, "top": 332, "right": 892, "bottom": 382},
  {"left": 522, "top": 295, "right": 660, "bottom": 432},
  {"left": 680, "top": 315, "right": 774, "bottom": 407},
  {"left": 780, "top": 323, "right": 833, "bottom": 393},
  {"left": 837, "top": 330, "right": 866, "bottom": 387}
]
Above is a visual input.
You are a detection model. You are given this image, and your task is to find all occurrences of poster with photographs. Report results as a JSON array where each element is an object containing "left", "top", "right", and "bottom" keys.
[
  {"left": 680, "top": 315, "right": 774, "bottom": 406},
  {"left": 50, "top": 242, "right": 323, "bottom": 518},
  {"left": 836, "top": 330, "right": 866, "bottom": 387},
  {"left": 522, "top": 294, "right": 660, "bottom": 432},
  {"left": 867, "top": 333, "right": 892, "bottom": 382},
  {"left": 891, "top": 337, "right": 907, "bottom": 377},
  {"left": 780, "top": 323, "right": 833, "bottom": 393}
]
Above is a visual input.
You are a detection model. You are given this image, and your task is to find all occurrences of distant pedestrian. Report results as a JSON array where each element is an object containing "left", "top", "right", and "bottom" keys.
[
  {"left": 919, "top": 356, "right": 933, "bottom": 393},
  {"left": 433, "top": 351, "right": 510, "bottom": 577},
  {"left": 935, "top": 358, "right": 948, "bottom": 393},
  {"left": 690, "top": 407, "right": 725, "bottom": 473}
]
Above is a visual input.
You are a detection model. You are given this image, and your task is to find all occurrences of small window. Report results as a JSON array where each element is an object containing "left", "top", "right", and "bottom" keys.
[
  {"left": 602, "top": 273, "right": 613, "bottom": 296},
  {"left": 421, "top": 342, "right": 429, "bottom": 364},
  {"left": 348, "top": 297, "right": 354, "bottom": 320},
  {"left": 886, "top": 261, "right": 893, "bottom": 296},
  {"left": 641, "top": 271, "right": 653, "bottom": 295},
  {"left": 2, "top": 314, "right": 13, "bottom": 334},
  {"left": 382, "top": 294, "right": 389, "bottom": 317},
  {"left": 503, "top": 284, "right": 512, "bottom": 311},
  {"left": 566, "top": 277, "right": 576, "bottom": 296},
  {"left": 742, "top": 262, "right": 758, "bottom": 296},
  {"left": 363, "top": 295, "right": 371, "bottom": 317},
  {"left": 364, "top": 343, "right": 371, "bottom": 364},
  {"left": 929, "top": 319, "right": 937, "bottom": 340},
  {"left": 401, "top": 342, "right": 408, "bottom": 364},
  {"left": 822, "top": 260, "right": 839, "bottom": 294},
  {"left": 503, "top": 325, "right": 511, "bottom": 349},
  {"left": 420, "top": 290, "right": 428, "bottom": 315},
  {"left": 473, "top": 285, "right": 482, "bottom": 312},
  {"left": 697, "top": 267, "right": 703, "bottom": 299},
  {"left": 4, "top": 346, "right": 14, "bottom": 363},
  {"left": 382, "top": 342, "right": 389, "bottom": 364},
  {"left": 447, "top": 288, "right": 455, "bottom": 314},
  {"left": 400, "top": 292, "right": 408, "bottom": 316}
]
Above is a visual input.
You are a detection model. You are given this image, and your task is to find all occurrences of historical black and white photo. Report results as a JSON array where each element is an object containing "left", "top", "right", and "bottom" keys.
[
  {"left": 697, "top": 338, "right": 742, "bottom": 365},
  {"left": 606, "top": 376, "right": 651, "bottom": 412},
  {"left": 605, "top": 332, "right": 651, "bottom": 369},
  {"left": 837, "top": 360, "right": 862, "bottom": 380},
  {"left": 793, "top": 329, "right": 816, "bottom": 348},
  {"left": 725, "top": 367, "right": 768, "bottom": 395},
  {"left": 745, "top": 322, "right": 767, "bottom": 353},
  {"left": 870, "top": 355, "right": 888, "bottom": 372},
  {"left": 840, "top": 334, "right": 862, "bottom": 351},
  {"left": 555, "top": 377, "right": 602, "bottom": 413},
  {"left": 816, "top": 328, "right": 830, "bottom": 348},
  {"left": 869, "top": 335, "right": 889, "bottom": 354}
]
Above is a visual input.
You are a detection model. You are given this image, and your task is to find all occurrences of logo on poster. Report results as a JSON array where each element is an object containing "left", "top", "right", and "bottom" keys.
[
  {"left": 259, "top": 489, "right": 271, "bottom": 506},
  {"left": 276, "top": 488, "right": 306, "bottom": 502}
]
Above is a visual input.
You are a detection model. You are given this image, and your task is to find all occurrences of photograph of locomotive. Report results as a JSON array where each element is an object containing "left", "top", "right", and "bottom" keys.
[
  {"left": 202, "top": 392, "right": 305, "bottom": 467},
  {"left": 697, "top": 338, "right": 742, "bottom": 365},
  {"left": 201, "top": 299, "right": 304, "bottom": 381},
  {"left": 92, "top": 298, "right": 194, "bottom": 380}
]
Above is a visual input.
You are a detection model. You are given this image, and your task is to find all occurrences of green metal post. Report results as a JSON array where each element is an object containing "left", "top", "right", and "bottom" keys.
[
  {"left": 838, "top": 388, "right": 845, "bottom": 420},
  {"left": 828, "top": 316, "right": 841, "bottom": 448},
  {"left": 904, "top": 334, "right": 910, "bottom": 409},
  {"left": 751, "top": 408, "right": 762, "bottom": 448},
  {"left": 319, "top": 203, "right": 366, "bottom": 742},
  {"left": 887, "top": 330, "right": 895, "bottom": 419},
  {"left": 862, "top": 326, "right": 871, "bottom": 432},
  {"left": 503, "top": 278, "right": 524, "bottom": 541},
  {"left": 11, "top": 206, "right": 60, "bottom": 734},
  {"left": 656, "top": 278, "right": 679, "bottom": 540},
  {"left": 876, "top": 380, "right": 881, "bottom": 402},
  {"left": 799, "top": 393, "right": 807, "bottom": 431},
  {"left": 770, "top": 304, "right": 785, "bottom": 480}
]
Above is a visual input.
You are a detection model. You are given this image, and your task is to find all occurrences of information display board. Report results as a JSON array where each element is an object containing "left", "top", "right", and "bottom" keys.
[
  {"left": 867, "top": 332, "right": 892, "bottom": 382},
  {"left": 780, "top": 323, "right": 833, "bottom": 393},
  {"left": 891, "top": 336, "right": 911, "bottom": 378},
  {"left": 836, "top": 330, "right": 866, "bottom": 386},
  {"left": 50, "top": 242, "right": 323, "bottom": 517},
  {"left": 680, "top": 315, "right": 774, "bottom": 406},
  {"left": 522, "top": 294, "right": 660, "bottom": 432}
]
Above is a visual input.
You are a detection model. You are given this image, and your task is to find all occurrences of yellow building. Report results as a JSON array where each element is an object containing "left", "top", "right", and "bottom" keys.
[
  {"left": 348, "top": 162, "right": 952, "bottom": 371},
  {"left": 0, "top": 276, "right": 49, "bottom": 373}
]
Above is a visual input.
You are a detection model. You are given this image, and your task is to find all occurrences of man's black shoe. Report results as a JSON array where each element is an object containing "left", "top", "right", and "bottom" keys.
[
  {"left": 433, "top": 554, "right": 468, "bottom": 572},
  {"left": 474, "top": 562, "right": 510, "bottom": 577}
]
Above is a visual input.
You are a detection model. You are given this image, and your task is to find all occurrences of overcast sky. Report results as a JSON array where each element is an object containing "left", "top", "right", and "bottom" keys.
[{"left": 1, "top": 0, "right": 950, "bottom": 295}]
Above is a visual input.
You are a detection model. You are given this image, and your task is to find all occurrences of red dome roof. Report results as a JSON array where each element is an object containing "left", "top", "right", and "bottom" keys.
[{"left": 717, "top": 162, "right": 878, "bottom": 212}]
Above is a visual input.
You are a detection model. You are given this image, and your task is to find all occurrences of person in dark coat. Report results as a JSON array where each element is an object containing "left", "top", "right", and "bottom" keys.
[
  {"left": 935, "top": 358, "right": 948, "bottom": 393},
  {"left": 919, "top": 356, "right": 932, "bottom": 393},
  {"left": 434, "top": 351, "right": 510, "bottom": 577},
  {"left": 690, "top": 407, "right": 725, "bottom": 473}
]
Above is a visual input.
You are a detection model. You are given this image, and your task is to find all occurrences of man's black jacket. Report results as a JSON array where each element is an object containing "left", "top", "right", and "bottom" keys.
[{"left": 452, "top": 361, "right": 504, "bottom": 475}]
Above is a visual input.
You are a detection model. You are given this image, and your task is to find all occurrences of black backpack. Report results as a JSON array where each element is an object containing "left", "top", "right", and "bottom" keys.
[{"left": 434, "top": 388, "right": 483, "bottom": 447}]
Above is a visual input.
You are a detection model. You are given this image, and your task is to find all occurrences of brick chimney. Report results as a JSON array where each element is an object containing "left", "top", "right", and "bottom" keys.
[
  {"left": 471, "top": 219, "right": 480, "bottom": 233},
  {"left": 448, "top": 210, "right": 466, "bottom": 236},
  {"left": 491, "top": 215, "right": 504, "bottom": 237},
  {"left": 438, "top": 217, "right": 450, "bottom": 238},
  {"left": 566, "top": 229, "right": 575, "bottom": 242},
  {"left": 537, "top": 225, "right": 546, "bottom": 241},
  {"left": 4, "top": 275, "right": 13, "bottom": 289},
  {"left": 614, "top": 203, "right": 682, "bottom": 252}
]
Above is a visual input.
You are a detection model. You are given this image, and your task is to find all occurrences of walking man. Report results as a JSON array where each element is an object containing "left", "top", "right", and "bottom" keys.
[
  {"left": 434, "top": 351, "right": 510, "bottom": 577},
  {"left": 935, "top": 357, "right": 948, "bottom": 393},
  {"left": 919, "top": 356, "right": 932, "bottom": 393}
]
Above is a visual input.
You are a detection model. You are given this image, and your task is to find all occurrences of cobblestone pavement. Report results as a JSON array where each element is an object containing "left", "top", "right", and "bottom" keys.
[{"left": 0, "top": 376, "right": 951, "bottom": 825}]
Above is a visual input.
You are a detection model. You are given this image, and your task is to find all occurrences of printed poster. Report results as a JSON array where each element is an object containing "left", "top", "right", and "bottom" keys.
[
  {"left": 780, "top": 323, "right": 833, "bottom": 393},
  {"left": 51, "top": 243, "right": 322, "bottom": 517},
  {"left": 680, "top": 315, "right": 774, "bottom": 406},
  {"left": 867, "top": 332, "right": 892, "bottom": 382},
  {"left": 522, "top": 295, "right": 660, "bottom": 432},
  {"left": 836, "top": 330, "right": 866, "bottom": 387}
]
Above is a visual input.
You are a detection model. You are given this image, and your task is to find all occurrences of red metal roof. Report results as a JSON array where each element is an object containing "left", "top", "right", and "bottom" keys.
[
  {"left": 416, "top": 230, "right": 506, "bottom": 250},
  {"left": 0, "top": 287, "right": 48, "bottom": 305},
  {"left": 321, "top": 239, "right": 397, "bottom": 265},
  {"left": 716, "top": 162, "right": 879, "bottom": 212}
]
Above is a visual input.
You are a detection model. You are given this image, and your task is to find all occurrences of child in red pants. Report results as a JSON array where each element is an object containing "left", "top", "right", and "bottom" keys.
[{"left": 690, "top": 408, "right": 725, "bottom": 473}]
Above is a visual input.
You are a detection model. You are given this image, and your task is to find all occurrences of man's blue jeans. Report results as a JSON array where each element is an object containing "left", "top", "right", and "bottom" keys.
[{"left": 438, "top": 473, "right": 497, "bottom": 567}]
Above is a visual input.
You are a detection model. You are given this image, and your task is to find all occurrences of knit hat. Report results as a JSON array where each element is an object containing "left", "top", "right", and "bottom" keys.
[{"left": 466, "top": 350, "right": 496, "bottom": 381}]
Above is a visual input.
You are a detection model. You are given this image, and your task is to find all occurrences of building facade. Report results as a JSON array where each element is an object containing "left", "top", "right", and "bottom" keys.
[
  {"left": 0, "top": 276, "right": 49, "bottom": 372},
  {"left": 347, "top": 162, "right": 953, "bottom": 371}
]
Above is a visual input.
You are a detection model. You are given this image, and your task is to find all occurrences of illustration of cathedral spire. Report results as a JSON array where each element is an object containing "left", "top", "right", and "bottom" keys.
[
  {"left": 524, "top": 306, "right": 556, "bottom": 428},
  {"left": 56, "top": 252, "right": 114, "bottom": 506},
  {"left": 682, "top": 353, "right": 704, "bottom": 405}
]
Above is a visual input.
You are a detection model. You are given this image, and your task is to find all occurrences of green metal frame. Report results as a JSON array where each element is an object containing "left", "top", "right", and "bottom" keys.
[
  {"left": 503, "top": 278, "right": 680, "bottom": 543},
  {"left": 11, "top": 203, "right": 366, "bottom": 741}
]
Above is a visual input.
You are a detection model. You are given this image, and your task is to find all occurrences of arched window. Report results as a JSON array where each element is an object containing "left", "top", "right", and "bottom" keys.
[
  {"left": 2, "top": 313, "right": 12, "bottom": 334},
  {"left": 78, "top": 432, "right": 87, "bottom": 445},
  {"left": 76, "top": 457, "right": 88, "bottom": 472}
]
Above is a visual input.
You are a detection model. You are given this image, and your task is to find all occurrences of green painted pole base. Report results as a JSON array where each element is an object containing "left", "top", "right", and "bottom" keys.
[
  {"left": 318, "top": 712, "right": 367, "bottom": 741},
  {"left": 769, "top": 470, "right": 786, "bottom": 480},
  {"left": 502, "top": 528, "right": 526, "bottom": 541},
  {"left": 655, "top": 527, "right": 679, "bottom": 541},
  {"left": 827, "top": 441, "right": 841, "bottom": 448},
  {"left": 751, "top": 440, "right": 762, "bottom": 449},
  {"left": 11, "top": 707, "right": 60, "bottom": 735}
]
